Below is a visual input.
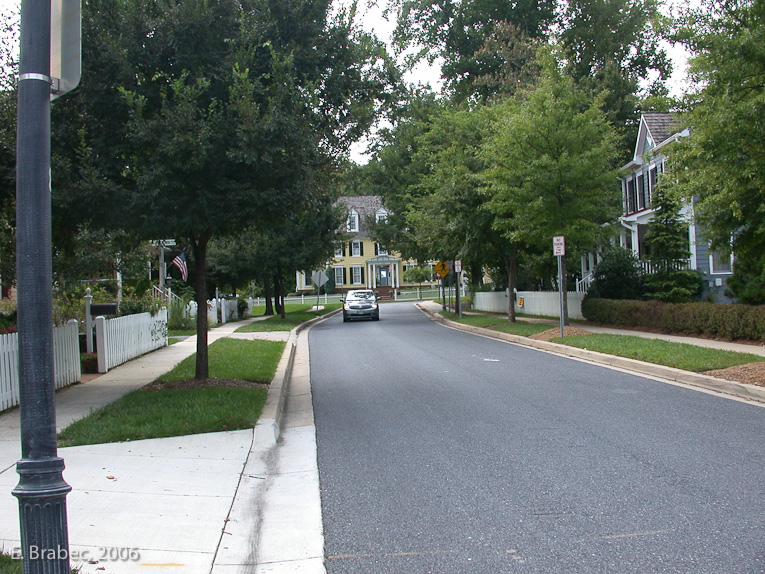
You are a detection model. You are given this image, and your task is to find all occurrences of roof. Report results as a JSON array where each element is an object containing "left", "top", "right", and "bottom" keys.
[
  {"left": 642, "top": 112, "right": 681, "bottom": 147},
  {"left": 336, "top": 195, "right": 386, "bottom": 238}
]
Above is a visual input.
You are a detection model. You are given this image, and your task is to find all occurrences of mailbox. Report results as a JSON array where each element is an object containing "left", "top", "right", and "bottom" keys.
[{"left": 89, "top": 303, "right": 118, "bottom": 316}]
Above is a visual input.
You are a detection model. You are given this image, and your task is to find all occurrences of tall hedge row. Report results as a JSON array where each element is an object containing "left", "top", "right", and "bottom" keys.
[{"left": 581, "top": 298, "right": 765, "bottom": 341}]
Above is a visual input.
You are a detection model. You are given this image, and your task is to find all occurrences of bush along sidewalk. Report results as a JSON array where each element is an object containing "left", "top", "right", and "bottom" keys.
[
  {"left": 58, "top": 338, "right": 285, "bottom": 447},
  {"left": 581, "top": 297, "right": 765, "bottom": 341}
]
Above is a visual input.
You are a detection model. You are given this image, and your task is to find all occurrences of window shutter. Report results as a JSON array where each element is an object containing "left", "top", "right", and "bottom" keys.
[
  {"left": 360, "top": 242, "right": 364, "bottom": 256},
  {"left": 360, "top": 267, "right": 365, "bottom": 284},
  {"left": 349, "top": 241, "right": 353, "bottom": 256},
  {"left": 343, "top": 268, "right": 347, "bottom": 285},
  {"left": 375, "top": 243, "right": 379, "bottom": 255}
]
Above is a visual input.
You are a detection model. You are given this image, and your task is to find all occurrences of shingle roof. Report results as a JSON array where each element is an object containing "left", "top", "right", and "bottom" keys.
[
  {"left": 336, "top": 195, "right": 385, "bottom": 238},
  {"left": 643, "top": 112, "right": 680, "bottom": 146}
]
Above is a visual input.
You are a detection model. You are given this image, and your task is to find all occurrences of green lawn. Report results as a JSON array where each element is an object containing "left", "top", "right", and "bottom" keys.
[
  {"left": 442, "top": 311, "right": 553, "bottom": 336},
  {"left": 441, "top": 310, "right": 763, "bottom": 372},
  {"left": 237, "top": 303, "right": 342, "bottom": 332},
  {"left": 57, "top": 339, "right": 284, "bottom": 447},
  {"left": 554, "top": 334, "right": 764, "bottom": 372}
]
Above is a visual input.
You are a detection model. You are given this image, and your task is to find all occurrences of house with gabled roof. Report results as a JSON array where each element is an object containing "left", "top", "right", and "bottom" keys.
[
  {"left": 605, "top": 111, "right": 733, "bottom": 301},
  {"left": 295, "top": 195, "right": 437, "bottom": 296}
]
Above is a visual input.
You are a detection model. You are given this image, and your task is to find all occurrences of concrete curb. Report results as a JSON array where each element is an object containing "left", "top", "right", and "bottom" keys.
[
  {"left": 416, "top": 303, "right": 765, "bottom": 405},
  {"left": 249, "top": 308, "right": 342, "bottom": 447}
]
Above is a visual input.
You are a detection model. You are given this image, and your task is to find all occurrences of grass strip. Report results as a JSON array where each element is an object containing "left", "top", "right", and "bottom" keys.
[
  {"left": 157, "top": 338, "right": 285, "bottom": 382},
  {"left": 57, "top": 387, "right": 267, "bottom": 446},
  {"left": 57, "top": 339, "right": 284, "bottom": 447},
  {"left": 237, "top": 303, "right": 342, "bottom": 333},
  {"left": 552, "top": 334, "right": 763, "bottom": 372},
  {"left": 442, "top": 311, "right": 553, "bottom": 336}
]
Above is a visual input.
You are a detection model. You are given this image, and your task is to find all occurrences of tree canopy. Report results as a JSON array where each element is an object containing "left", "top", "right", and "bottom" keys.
[{"left": 51, "top": 0, "right": 400, "bottom": 377}]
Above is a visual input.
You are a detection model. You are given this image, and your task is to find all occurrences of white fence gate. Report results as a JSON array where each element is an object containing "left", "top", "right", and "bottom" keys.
[
  {"left": 0, "top": 320, "right": 81, "bottom": 412},
  {"left": 95, "top": 309, "right": 168, "bottom": 373}
]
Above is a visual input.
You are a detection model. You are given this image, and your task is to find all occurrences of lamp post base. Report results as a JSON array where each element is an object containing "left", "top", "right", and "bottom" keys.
[{"left": 13, "top": 457, "right": 72, "bottom": 573}]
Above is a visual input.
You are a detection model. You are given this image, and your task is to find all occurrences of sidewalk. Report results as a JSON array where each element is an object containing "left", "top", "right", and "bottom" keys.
[{"left": 0, "top": 316, "right": 326, "bottom": 574}]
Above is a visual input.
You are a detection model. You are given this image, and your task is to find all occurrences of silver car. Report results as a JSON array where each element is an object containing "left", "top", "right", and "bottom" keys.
[{"left": 342, "top": 289, "right": 380, "bottom": 322}]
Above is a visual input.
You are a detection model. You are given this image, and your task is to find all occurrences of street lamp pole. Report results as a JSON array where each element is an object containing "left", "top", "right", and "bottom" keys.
[{"left": 12, "top": 0, "right": 72, "bottom": 571}]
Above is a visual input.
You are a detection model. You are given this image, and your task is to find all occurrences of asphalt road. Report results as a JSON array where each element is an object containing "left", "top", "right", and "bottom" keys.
[{"left": 309, "top": 302, "right": 765, "bottom": 574}]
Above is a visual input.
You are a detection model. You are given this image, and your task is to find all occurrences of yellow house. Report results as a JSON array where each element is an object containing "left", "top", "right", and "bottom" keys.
[{"left": 296, "top": 195, "right": 436, "bottom": 296}]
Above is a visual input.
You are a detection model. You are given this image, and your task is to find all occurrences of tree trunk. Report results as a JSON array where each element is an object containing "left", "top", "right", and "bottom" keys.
[
  {"left": 273, "top": 272, "right": 282, "bottom": 316},
  {"left": 263, "top": 272, "right": 274, "bottom": 316},
  {"left": 191, "top": 231, "right": 212, "bottom": 380},
  {"left": 276, "top": 265, "right": 286, "bottom": 319},
  {"left": 503, "top": 252, "right": 518, "bottom": 323}
]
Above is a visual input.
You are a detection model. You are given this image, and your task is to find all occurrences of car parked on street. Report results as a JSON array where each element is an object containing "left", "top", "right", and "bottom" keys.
[{"left": 342, "top": 289, "right": 380, "bottom": 322}]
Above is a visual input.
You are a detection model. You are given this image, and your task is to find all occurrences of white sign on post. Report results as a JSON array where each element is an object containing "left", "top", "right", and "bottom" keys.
[{"left": 553, "top": 236, "right": 566, "bottom": 256}]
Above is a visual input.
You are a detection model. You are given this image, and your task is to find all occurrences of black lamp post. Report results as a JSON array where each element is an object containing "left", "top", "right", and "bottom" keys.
[{"left": 12, "top": 0, "right": 72, "bottom": 571}]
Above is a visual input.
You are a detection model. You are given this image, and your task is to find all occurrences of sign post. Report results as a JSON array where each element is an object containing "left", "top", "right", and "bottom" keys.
[
  {"left": 553, "top": 236, "right": 565, "bottom": 338},
  {"left": 454, "top": 260, "right": 462, "bottom": 319},
  {"left": 311, "top": 270, "right": 329, "bottom": 313}
]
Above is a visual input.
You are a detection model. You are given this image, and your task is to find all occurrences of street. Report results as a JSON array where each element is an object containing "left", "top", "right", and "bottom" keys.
[{"left": 309, "top": 302, "right": 765, "bottom": 574}]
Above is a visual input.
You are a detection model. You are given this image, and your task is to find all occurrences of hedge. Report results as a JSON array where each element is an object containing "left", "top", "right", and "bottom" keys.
[{"left": 581, "top": 298, "right": 765, "bottom": 341}]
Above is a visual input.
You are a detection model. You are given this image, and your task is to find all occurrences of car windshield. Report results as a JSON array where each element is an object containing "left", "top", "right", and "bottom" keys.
[{"left": 348, "top": 291, "right": 375, "bottom": 301}]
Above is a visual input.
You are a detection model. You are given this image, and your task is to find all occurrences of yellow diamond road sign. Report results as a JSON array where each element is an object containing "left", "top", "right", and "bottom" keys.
[{"left": 434, "top": 260, "right": 449, "bottom": 277}]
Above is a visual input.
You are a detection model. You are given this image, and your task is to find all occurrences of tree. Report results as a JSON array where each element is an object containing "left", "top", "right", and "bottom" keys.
[
  {"left": 642, "top": 186, "right": 703, "bottom": 302},
  {"left": 51, "top": 0, "right": 398, "bottom": 379},
  {"left": 669, "top": 0, "right": 765, "bottom": 275},
  {"left": 483, "top": 53, "right": 621, "bottom": 324},
  {"left": 389, "top": 0, "right": 555, "bottom": 100}
]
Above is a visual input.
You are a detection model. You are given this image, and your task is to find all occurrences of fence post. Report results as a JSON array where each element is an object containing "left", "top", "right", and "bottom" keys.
[
  {"left": 220, "top": 299, "right": 227, "bottom": 324},
  {"left": 85, "top": 287, "right": 93, "bottom": 353},
  {"left": 95, "top": 316, "right": 108, "bottom": 373}
]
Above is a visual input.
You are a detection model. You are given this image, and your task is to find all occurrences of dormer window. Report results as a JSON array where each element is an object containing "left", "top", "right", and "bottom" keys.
[
  {"left": 347, "top": 209, "right": 359, "bottom": 232},
  {"left": 376, "top": 208, "right": 388, "bottom": 223}
]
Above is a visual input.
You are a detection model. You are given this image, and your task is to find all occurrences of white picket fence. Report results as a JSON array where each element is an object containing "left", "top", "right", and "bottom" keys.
[
  {"left": 0, "top": 320, "right": 81, "bottom": 412},
  {"left": 95, "top": 309, "right": 168, "bottom": 373}
]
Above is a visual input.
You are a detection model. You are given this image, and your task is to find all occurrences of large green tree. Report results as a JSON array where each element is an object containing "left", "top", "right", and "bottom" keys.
[
  {"left": 52, "top": 0, "right": 398, "bottom": 378},
  {"left": 669, "top": 0, "right": 765, "bottom": 295},
  {"left": 483, "top": 54, "right": 621, "bottom": 324},
  {"left": 389, "top": 0, "right": 555, "bottom": 100},
  {"left": 559, "top": 0, "right": 673, "bottom": 159}
]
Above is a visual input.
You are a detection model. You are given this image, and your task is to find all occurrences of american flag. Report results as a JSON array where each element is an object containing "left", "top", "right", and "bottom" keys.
[{"left": 171, "top": 251, "right": 188, "bottom": 282}]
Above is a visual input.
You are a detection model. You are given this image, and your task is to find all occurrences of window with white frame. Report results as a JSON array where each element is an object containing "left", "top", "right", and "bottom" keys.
[
  {"left": 351, "top": 240, "right": 362, "bottom": 257},
  {"left": 710, "top": 250, "right": 733, "bottom": 274},
  {"left": 347, "top": 209, "right": 359, "bottom": 232},
  {"left": 376, "top": 243, "right": 388, "bottom": 256},
  {"left": 334, "top": 266, "right": 345, "bottom": 286},
  {"left": 351, "top": 265, "right": 363, "bottom": 285},
  {"left": 376, "top": 208, "right": 388, "bottom": 222},
  {"left": 334, "top": 243, "right": 344, "bottom": 258}
]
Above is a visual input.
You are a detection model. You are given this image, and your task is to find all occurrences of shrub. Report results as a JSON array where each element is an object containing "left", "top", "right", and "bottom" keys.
[
  {"left": 237, "top": 297, "right": 249, "bottom": 319},
  {"left": 168, "top": 298, "right": 195, "bottom": 331},
  {"left": 581, "top": 298, "right": 765, "bottom": 341},
  {"left": 590, "top": 245, "right": 643, "bottom": 300}
]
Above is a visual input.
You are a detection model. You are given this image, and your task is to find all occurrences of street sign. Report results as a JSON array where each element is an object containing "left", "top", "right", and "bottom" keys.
[
  {"left": 434, "top": 260, "right": 449, "bottom": 277},
  {"left": 553, "top": 236, "right": 565, "bottom": 256},
  {"left": 50, "top": 0, "right": 81, "bottom": 100},
  {"left": 454, "top": 260, "right": 462, "bottom": 273},
  {"left": 311, "top": 270, "right": 329, "bottom": 286}
]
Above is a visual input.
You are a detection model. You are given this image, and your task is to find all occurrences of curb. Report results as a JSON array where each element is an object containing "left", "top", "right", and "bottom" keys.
[
  {"left": 253, "top": 308, "right": 342, "bottom": 447},
  {"left": 416, "top": 303, "right": 765, "bottom": 405}
]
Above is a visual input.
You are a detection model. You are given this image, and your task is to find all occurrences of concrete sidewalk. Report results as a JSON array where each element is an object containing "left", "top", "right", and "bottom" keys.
[{"left": 0, "top": 316, "right": 326, "bottom": 574}]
